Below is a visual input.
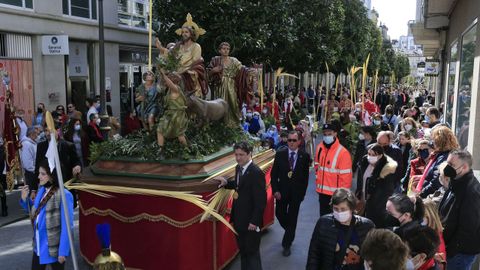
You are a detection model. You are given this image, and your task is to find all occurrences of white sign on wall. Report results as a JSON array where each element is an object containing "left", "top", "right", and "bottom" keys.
[
  {"left": 41, "top": 35, "right": 69, "bottom": 55},
  {"left": 68, "top": 42, "right": 88, "bottom": 77}
]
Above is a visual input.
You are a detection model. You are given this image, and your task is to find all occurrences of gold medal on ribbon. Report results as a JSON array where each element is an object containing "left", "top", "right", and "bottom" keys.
[
  {"left": 233, "top": 191, "right": 239, "bottom": 200},
  {"left": 287, "top": 171, "right": 293, "bottom": 178}
]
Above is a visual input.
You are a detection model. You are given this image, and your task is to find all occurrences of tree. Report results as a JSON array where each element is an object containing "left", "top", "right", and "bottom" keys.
[{"left": 394, "top": 54, "right": 410, "bottom": 80}]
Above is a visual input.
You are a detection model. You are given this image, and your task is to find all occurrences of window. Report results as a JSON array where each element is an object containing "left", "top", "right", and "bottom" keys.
[
  {"left": 445, "top": 41, "right": 458, "bottom": 127},
  {"left": 118, "top": 0, "right": 149, "bottom": 29},
  {"left": 0, "top": 0, "right": 32, "bottom": 8},
  {"left": 63, "top": 0, "right": 97, "bottom": 20},
  {"left": 455, "top": 23, "right": 477, "bottom": 149}
]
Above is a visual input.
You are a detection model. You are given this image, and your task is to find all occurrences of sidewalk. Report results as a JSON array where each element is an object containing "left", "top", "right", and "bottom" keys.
[{"left": 0, "top": 188, "right": 28, "bottom": 228}]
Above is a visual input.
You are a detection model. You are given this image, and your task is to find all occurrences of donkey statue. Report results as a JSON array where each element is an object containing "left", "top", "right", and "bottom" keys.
[{"left": 186, "top": 95, "right": 228, "bottom": 126}]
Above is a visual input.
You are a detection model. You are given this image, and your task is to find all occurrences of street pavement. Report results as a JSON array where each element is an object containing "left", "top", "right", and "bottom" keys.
[
  {"left": 0, "top": 170, "right": 324, "bottom": 270},
  {"left": 226, "top": 168, "right": 320, "bottom": 270},
  {"left": 0, "top": 138, "right": 329, "bottom": 270}
]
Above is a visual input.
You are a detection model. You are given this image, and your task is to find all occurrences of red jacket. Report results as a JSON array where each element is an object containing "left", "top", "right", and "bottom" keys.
[
  {"left": 409, "top": 157, "right": 427, "bottom": 178},
  {"left": 364, "top": 100, "right": 379, "bottom": 115}
]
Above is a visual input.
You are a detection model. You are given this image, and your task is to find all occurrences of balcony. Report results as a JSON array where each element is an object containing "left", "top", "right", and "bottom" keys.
[
  {"left": 409, "top": 20, "right": 441, "bottom": 57},
  {"left": 409, "top": 0, "right": 456, "bottom": 57}
]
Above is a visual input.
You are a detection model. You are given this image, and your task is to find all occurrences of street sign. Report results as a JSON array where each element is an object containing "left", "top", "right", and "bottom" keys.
[
  {"left": 41, "top": 35, "right": 69, "bottom": 55},
  {"left": 425, "top": 61, "right": 440, "bottom": 77}
]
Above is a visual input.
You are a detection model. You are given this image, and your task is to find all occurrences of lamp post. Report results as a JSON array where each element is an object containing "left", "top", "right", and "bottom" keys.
[{"left": 98, "top": 0, "right": 111, "bottom": 137}]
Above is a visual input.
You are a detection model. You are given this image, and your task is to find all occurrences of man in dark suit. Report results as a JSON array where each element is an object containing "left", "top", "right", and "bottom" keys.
[
  {"left": 217, "top": 141, "right": 266, "bottom": 270},
  {"left": 35, "top": 128, "right": 81, "bottom": 207},
  {"left": 271, "top": 130, "right": 310, "bottom": 256}
]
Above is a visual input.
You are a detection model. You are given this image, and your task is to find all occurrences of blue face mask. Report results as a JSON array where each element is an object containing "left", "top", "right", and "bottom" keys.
[
  {"left": 323, "top": 135, "right": 334, "bottom": 144},
  {"left": 373, "top": 120, "right": 381, "bottom": 126},
  {"left": 424, "top": 115, "right": 430, "bottom": 123},
  {"left": 405, "top": 258, "right": 415, "bottom": 270}
]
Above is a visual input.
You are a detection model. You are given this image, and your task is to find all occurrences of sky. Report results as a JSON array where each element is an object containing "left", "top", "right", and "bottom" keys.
[{"left": 371, "top": 0, "right": 417, "bottom": 40}]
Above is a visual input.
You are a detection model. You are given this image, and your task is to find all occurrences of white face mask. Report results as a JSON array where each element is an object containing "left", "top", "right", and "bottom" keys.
[
  {"left": 96, "top": 118, "right": 101, "bottom": 125},
  {"left": 358, "top": 133, "right": 365, "bottom": 141},
  {"left": 333, "top": 107, "right": 339, "bottom": 112},
  {"left": 367, "top": 155, "right": 379, "bottom": 165},
  {"left": 364, "top": 260, "right": 371, "bottom": 270},
  {"left": 333, "top": 210, "right": 352, "bottom": 223},
  {"left": 404, "top": 124, "right": 413, "bottom": 131}
]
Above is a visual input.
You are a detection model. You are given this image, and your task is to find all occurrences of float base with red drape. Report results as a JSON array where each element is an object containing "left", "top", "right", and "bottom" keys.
[{"left": 78, "top": 148, "right": 275, "bottom": 270}]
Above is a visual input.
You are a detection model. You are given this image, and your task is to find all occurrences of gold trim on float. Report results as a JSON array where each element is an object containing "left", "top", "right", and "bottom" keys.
[{"left": 79, "top": 201, "right": 202, "bottom": 228}]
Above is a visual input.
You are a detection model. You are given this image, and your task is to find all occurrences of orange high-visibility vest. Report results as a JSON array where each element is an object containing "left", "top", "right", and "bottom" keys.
[{"left": 314, "top": 138, "right": 353, "bottom": 195}]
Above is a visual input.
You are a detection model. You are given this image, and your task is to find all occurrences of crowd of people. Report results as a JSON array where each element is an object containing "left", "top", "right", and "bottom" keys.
[
  {"left": 2, "top": 79, "right": 479, "bottom": 270},
  {"left": 238, "top": 83, "right": 480, "bottom": 270}
]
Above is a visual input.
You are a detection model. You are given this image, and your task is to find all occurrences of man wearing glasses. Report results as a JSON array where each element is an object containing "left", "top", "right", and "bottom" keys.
[{"left": 271, "top": 130, "right": 311, "bottom": 256}]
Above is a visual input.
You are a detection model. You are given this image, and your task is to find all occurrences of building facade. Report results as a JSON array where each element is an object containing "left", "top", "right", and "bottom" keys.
[
  {"left": 0, "top": 0, "right": 150, "bottom": 124},
  {"left": 411, "top": 0, "right": 480, "bottom": 172}
]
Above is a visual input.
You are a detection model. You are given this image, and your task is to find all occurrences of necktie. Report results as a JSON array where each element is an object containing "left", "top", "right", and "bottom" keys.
[
  {"left": 236, "top": 165, "right": 242, "bottom": 185},
  {"left": 289, "top": 152, "right": 295, "bottom": 170}
]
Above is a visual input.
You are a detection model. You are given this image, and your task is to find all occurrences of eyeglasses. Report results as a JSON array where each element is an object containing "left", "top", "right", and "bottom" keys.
[
  {"left": 67, "top": 106, "right": 73, "bottom": 109},
  {"left": 287, "top": 139, "right": 298, "bottom": 142}
]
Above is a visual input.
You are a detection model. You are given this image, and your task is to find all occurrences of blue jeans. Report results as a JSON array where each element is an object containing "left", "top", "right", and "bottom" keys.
[{"left": 447, "top": 253, "right": 477, "bottom": 270}]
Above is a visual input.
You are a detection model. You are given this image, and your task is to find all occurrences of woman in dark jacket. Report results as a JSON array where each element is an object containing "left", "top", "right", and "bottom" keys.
[
  {"left": 307, "top": 188, "right": 375, "bottom": 270},
  {"left": 386, "top": 193, "right": 425, "bottom": 240},
  {"left": 64, "top": 117, "right": 89, "bottom": 167},
  {"left": 356, "top": 143, "right": 397, "bottom": 228},
  {"left": 352, "top": 126, "right": 377, "bottom": 173},
  {"left": 396, "top": 131, "right": 412, "bottom": 178},
  {"left": 418, "top": 126, "right": 459, "bottom": 198}
]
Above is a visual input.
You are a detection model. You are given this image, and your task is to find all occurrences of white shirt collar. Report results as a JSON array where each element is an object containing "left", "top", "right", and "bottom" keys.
[
  {"left": 242, "top": 159, "right": 253, "bottom": 174},
  {"left": 288, "top": 148, "right": 298, "bottom": 156}
]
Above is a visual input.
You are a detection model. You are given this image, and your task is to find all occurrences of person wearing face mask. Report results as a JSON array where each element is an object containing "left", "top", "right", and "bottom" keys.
[
  {"left": 361, "top": 229, "right": 409, "bottom": 270},
  {"left": 371, "top": 113, "right": 383, "bottom": 132},
  {"left": 404, "top": 140, "right": 432, "bottom": 194},
  {"left": 416, "top": 126, "right": 458, "bottom": 198},
  {"left": 86, "top": 113, "right": 105, "bottom": 149},
  {"left": 438, "top": 150, "right": 480, "bottom": 270},
  {"left": 32, "top": 103, "right": 46, "bottom": 127},
  {"left": 356, "top": 143, "right": 398, "bottom": 228},
  {"left": 382, "top": 105, "right": 399, "bottom": 131},
  {"left": 64, "top": 118, "right": 89, "bottom": 168},
  {"left": 314, "top": 123, "right": 353, "bottom": 216},
  {"left": 385, "top": 194, "right": 425, "bottom": 240},
  {"left": 353, "top": 126, "right": 377, "bottom": 173},
  {"left": 396, "top": 132, "right": 412, "bottom": 179},
  {"left": 403, "top": 226, "right": 441, "bottom": 270},
  {"left": 425, "top": 107, "right": 441, "bottom": 129},
  {"left": 376, "top": 131, "right": 404, "bottom": 190},
  {"left": 307, "top": 188, "right": 374, "bottom": 270},
  {"left": 397, "top": 117, "right": 419, "bottom": 139},
  {"left": 20, "top": 159, "right": 74, "bottom": 270}
]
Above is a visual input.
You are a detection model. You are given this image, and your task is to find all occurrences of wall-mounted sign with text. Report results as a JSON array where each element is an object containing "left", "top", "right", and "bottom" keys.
[
  {"left": 41, "top": 35, "right": 69, "bottom": 55},
  {"left": 425, "top": 60, "right": 440, "bottom": 77}
]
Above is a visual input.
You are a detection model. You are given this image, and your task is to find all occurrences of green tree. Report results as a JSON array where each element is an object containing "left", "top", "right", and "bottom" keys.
[{"left": 394, "top": 54, "right": 411, "bottom": 80}]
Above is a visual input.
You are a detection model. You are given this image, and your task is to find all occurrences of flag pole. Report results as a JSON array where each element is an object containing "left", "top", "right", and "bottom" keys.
[
  {"left": 148, "top": 0, "right": 153, "bottom": 71},
  {"left": 45, "top": 112, "right": 78, "bottom": 270}
]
